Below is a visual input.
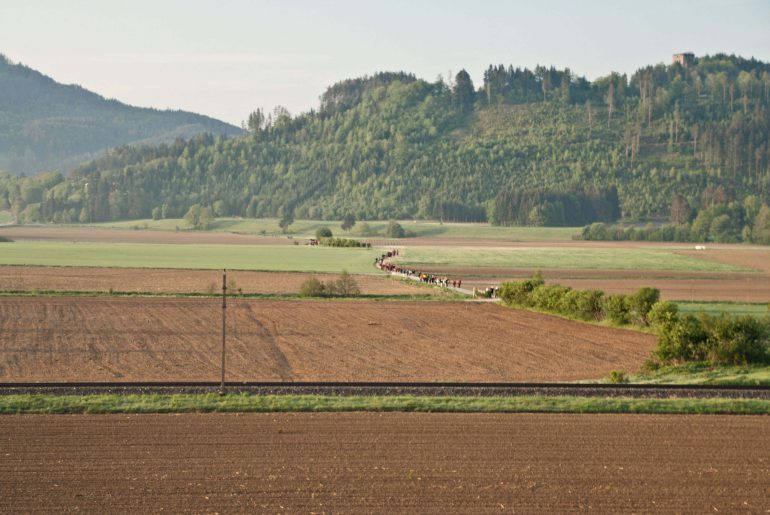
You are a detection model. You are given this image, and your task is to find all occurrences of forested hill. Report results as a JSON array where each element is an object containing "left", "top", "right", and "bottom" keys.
[
  {"left": 0, "top": 54, "right": 243, "bottom": 175},
  {"left": 3, "top": 54, "right": 770, "bottom": 232}
]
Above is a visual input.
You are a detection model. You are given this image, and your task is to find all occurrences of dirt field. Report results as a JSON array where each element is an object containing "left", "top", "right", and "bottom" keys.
[
  {"left": 0, "top": 297, "right": 655, "bottom": 382},
  {"left": 418, "top": 265, "right": 770, "bottom": 302},
  {"left": 2, "top": 413, "right": 768, "bottom": 513},
  {"left": 461, "top": 275, "right": 770, "bottom": 302},
  {"left": 0, "top": 266, "right": 430, "bottom": 296}
]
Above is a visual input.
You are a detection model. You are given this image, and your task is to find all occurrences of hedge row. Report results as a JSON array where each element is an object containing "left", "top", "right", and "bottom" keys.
[
  {"left": 498, "top": 274, "right": 770, "bottom": 365},
  {"left": 498, "top": 273, "right": 659, "bottom": 326}
]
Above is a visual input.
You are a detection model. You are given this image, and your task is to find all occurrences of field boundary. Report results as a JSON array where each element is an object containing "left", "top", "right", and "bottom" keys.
[
  {"left": 1, "top": 382, "right": 769, "bottom": 399},
  {"left": 2, "top": 394, "right": 770, "bottom": 415}
]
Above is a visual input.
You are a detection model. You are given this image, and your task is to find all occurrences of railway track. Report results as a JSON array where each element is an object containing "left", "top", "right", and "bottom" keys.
[{"left": 1, "top": 382, "right": 769, "bottom": 399}]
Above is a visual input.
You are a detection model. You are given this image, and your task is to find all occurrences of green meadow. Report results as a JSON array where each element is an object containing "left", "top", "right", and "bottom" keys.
[
  {"left": 394, "top": 246, "right": 750, "bottom": 272},
  {"left": 0, "top": 241, "right": 380, "bottom": 273}
]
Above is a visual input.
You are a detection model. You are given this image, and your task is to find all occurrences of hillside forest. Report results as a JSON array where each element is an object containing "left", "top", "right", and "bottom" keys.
[{"left": 2, "top": 54, "right": 770, "bottom": 242}]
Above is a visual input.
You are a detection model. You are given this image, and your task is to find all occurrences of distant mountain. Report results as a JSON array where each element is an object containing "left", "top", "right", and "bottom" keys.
[{"left": 0, "top": 54, "right": 243, "bottom": 175}]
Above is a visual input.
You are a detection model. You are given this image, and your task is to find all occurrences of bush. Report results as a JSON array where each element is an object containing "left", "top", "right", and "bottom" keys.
[
  {"left": 707, "top": 315, "right": 769, "bottom": 365},
  {"left": 655, "top": 314, "right": 710, "bottom": 363},
  {"left": 299, "top": 277, "right": 326, "bottom": 297},
  {"left": 529, "top": 284, "right": 571, "bottom": 311},
  {"left": 648, "top": 301, "right": 679, "bottom": 329},
  {"left": 607, "top": 370, "right": 629, "bottom": 384},
  {"left": 603, "top": 294, "right": 629, "bottom": 324},
  {"left": 299, "top": 271, "right": 360, "bottom": 297},
  {"left": 498, "top": 272, "right": 545, "bottom": 305},
  {"left": 330, "top": 270, "right": 360, "bottom": 296},
  {"left": 385, "top": 220, "right": 406, "bottom": 238},
  {"left": 0, "top": 236, "right": 13, "bottom": 242},
  {"left": 569, "top": 289, "right": 605, "bottom": 321},
  {"left": 627, "top": 287, "right": 660, "bottom": 326},
  {"left": 316, "top": 227, "right": 333, "bottom": 239},
  {"left": 319, "top": 237, "right": 370, "bottom": 248}
]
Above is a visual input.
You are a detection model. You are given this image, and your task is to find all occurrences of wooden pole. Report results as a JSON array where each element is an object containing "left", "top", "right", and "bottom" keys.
[{"left": 220, "top": 269, "right": 227, "bottom": 394}]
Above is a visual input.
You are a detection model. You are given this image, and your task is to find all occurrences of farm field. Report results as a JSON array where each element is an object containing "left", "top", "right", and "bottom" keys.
[
  {"left": 0, "top": 266, "right": 433, "bottom": 296},
  {"left": 0, "top": 241, "right": 379, "bottom": 273},
  {"left": 408, "top": 246, "right": 770, "bottom": 303},
  {"left": 393, "top": 246, "right": 749, "bottom": 272},
  {"left": 2, "top": 413, "right": 768, "bottom": 513},
  {"left": 460, "top": 273, "right": 770, "bottom": 302},
  {"left": 0, "top": 297, "right": 655, "bottom": 382}
]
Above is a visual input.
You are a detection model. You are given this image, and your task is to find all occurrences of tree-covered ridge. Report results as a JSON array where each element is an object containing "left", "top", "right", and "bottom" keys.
[
  {"left": 2, "top": 54, "right": 769, "bottom": 232},
  {"left": 0, "top": 54, "right": 243, "bottom": 175}
]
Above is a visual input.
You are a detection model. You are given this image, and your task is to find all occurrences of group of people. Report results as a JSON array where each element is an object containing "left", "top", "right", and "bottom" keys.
[{"left": 374, "top": 249, "right": 463, "bottom": 290}]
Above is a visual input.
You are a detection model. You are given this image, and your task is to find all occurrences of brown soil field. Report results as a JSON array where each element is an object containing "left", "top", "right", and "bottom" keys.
[
  {"left": 0, "top": 297, "right": 655, "bottom": 382},
  {"left": 0, "top": 266, "right": 431, "bottom": 296},
  {"left": 0, "top": 226, "right": 295, "bottom": 245},
  {"left": 676, "top": 247, "right": 770, "bottom": 274},
  {"left": 418, "top": 266, "right": 770, "bottom": 302},
  {"left": 2, "top": 413, "right": 768, "bottom": 513},
  {"left": 462, "top": 276, "right": 770, "bottom": 302}
]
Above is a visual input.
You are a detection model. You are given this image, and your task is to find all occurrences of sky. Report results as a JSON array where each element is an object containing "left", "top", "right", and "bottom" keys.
[{"left": 1, "top": 0, "right": 769, "bottom": 126}]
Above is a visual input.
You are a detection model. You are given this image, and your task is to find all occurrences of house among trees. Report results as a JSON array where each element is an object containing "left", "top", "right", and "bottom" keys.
[{"left": 672, "top": 52, "right": 695, "bottom": 66}]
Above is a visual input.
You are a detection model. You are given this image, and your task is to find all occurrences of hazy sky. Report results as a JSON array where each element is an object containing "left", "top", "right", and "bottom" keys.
[{"left": 2, "top": 0, "right": 769, "bottom": 125}]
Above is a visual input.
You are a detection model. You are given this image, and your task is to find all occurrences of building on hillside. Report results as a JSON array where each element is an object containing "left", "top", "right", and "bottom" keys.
[{"left": 672, "top": 52, "right": 695, "bottom": 67}]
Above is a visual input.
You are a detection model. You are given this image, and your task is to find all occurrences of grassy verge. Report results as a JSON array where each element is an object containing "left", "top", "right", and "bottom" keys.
[
  {"left": 629, "top": 363, "right": 770, "bottom": 386},
  {"left": 1, "top": 394, "right": 768, "bottom": 415}
]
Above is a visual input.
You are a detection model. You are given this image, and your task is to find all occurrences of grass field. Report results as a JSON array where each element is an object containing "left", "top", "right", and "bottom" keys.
[
  {"left": 87, "top": 217, "right": 581, "bottom": 241},
  {"left": 629, "top": 363, "right": 770, "bottom": 386},
  {"left": 1, "top": 394, "right": 769, "bottom": 415},
  {"left": 676, "top": 301, "right": 769, "bottom": 318},
  {"left": 0, "top": 242, "right": 380, "bottom": 273},
  {"left": 395, "top": 247, "right": 750, "bottom": 272}
]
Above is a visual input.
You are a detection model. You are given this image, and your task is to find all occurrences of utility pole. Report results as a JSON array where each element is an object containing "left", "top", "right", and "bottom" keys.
[{"left": 220, "top": 269, "right": 227, "bottom": 394}]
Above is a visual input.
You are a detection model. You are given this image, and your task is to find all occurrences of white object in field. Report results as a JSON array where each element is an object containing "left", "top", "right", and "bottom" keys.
[{"left": 694, "top": 245, "right": 706, "bottom": 250}]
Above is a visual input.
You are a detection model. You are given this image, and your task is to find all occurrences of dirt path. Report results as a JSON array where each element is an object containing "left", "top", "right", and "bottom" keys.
[
  {"left": 0, "top": 297, "right": 655, "bottom": 382},
  {"left": 2, "top": 413, "right": 768, "bottom": 513}
]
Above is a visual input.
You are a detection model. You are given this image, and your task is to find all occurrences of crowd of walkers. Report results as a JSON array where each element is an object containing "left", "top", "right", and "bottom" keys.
[{"left": 374, "top": 249, "right": 463, "bottom": 290}]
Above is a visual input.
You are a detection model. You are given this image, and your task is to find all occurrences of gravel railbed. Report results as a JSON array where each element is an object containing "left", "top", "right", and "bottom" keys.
[{"left": 1, "top": 383, "right": 769, "bottom": 399}]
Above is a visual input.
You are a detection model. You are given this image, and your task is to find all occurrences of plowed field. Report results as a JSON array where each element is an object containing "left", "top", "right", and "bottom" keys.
[
  {"left": 2, "top": 413, "right": 768, "bottom": 513},
  {"left": 0, "top": 266, "right": 430, "bottom": 296},
  {"left": 0, "top": 297, "right": 654, "bottom": 382}
]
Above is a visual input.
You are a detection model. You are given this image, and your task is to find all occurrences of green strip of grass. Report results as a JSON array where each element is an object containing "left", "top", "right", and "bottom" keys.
[
  {"left": 629, "top": 363, "right": 770, "bottom": 386},
  {"left": 676, "top": 301, "right": 769, "bottom": 318},
  {"left": 1, "top": 394, "right": 768, "bottom": 415}
]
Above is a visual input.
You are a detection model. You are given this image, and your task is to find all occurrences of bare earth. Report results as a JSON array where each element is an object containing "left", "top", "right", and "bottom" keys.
[
  {"left": 0, "top": 297, "right": 655, "bottom": 382},
  {"left": 0, "top": 266, "right": 429, "bottom": 296},
  {"left": 2, "top": 413, "right": 768, "bottom": 513},
  {"left": 461, "top": 274, "right": 770, "bottom": 302}
]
